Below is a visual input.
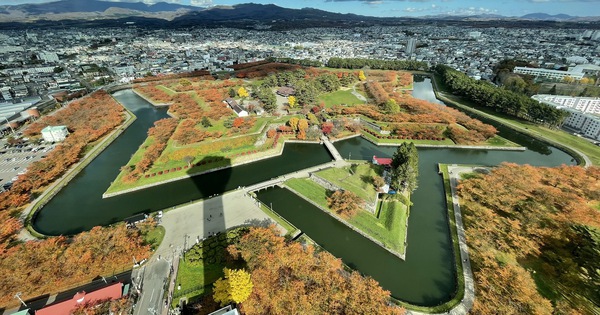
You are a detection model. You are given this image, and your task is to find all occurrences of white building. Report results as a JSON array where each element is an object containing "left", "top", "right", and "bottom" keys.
[
  {"left": 532, "top": 94, "right": 600, "bottom": 114},
  {"left": 41, "top": 125, "right": 69, "bottom": 142},
  {"left": 545, "top": 105, "right": 600, "bottom": 141},
  {"left": 405, "top": 38, "right": 416, "bottom": 55},
  {"left": 38, "top": 52, "right": 59, "bottom": 63},
  {"left": 515, "top": 64, "right": 600, "bottom": 81},
  {"left": 514, "top": 67, "right": 585, "bottom": 81}
]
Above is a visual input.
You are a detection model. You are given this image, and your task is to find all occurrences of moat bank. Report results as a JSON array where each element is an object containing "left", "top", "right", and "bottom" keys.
[{"left": 32, "top": 80, "right": 575, "bottom": 308}]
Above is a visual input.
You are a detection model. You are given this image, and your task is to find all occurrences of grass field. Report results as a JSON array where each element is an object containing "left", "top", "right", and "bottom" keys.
[
  {"left": 316, "top": 164, "right": 380, "bottom": 203},
  {"left": 141, "top": 225, "right": 165, "bottom": 251},
  {"left": 360, "top": 130, "right": 456, "bottom": 145},
  {"left": 171, "top": 258, "right": 224, "bottom": 307},
  {"left": 285, "top": 173, "right": 409, "bottom": 254},
  {"left": 319, "top": 90, "right": 364, "bottom": 108}
]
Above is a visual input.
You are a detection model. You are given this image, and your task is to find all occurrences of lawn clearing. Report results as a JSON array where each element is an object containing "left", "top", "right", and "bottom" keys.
[
  {"left": 319, "top": 90, "right": 364, "bottom": 108},
  {"left": 316, "top": 163, "right": 380, "bottom": 204},
  {"left": 285, "top": 173, "right": 409, "bottom": 255}
]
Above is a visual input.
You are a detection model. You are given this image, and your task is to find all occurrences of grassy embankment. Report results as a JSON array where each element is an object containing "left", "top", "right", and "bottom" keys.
[
  {"left": 285, "top": 163, "right": 409, "bottom": 254},
  {"left": 432, "top": 74, "right": 600, "bottom": 166}
]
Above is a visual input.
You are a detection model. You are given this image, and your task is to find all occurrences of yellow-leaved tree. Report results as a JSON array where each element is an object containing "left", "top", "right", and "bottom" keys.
[
  {"left": 358, "top": 70, "right": 366, "bottom": 81},
  {"left": 288, "top": 95, "right": 297, "bottom": 108},
  {"left": 237, "top": 87, "right": 249, "bottom": 98},
  {"left": 288, "top": 117, "right": 299, "bottom": 131},
  {"left": 213, "top": 268, "right": 253, "bottom": 306}
]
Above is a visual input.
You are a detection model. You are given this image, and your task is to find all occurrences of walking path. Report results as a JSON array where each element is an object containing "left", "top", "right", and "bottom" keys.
[
  {"left": 134, "top": 190, "right": 277, "bottom": 315},
  {"left": 321, "top": 135, "right": 344, "bottom": 161},
  {"left": 351, "top": 82, "right": 367, "bottom": 102},
  {"left": 407, "top": 164, "right": 475, "bottom": 315}
]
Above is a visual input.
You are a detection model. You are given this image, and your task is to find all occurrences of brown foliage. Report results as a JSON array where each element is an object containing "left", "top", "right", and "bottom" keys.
[
  {"left": 228, "top": 226, "right": 403, "bottom": 315},
  {"left": 327, "top": 190, "right": 364, "bottom": 218},
  {"left": 234, "top": 62, "right": 300, "bottom": 79},
  {"left": 132, "top": 70, "right": 211, "bottom": 83},
  {"left": 459, "top": 164, "right": 600, "bottom": 314},
  {"left": 1, "top": 91, "right": 124, "bottom": 212},
  {"left": 0, "top": 224, "right": 150, "bottom": 306},
  {"left": 132, "top": 118, "right": 178, "bottom": 174},
  {"left": 365, "top": 81, "right": 389, "bottom": 105}
]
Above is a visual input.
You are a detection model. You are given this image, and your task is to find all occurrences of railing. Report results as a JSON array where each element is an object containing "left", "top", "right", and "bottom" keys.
[{"left": 172, "top": 284, "right": 208, "bottom": 299}]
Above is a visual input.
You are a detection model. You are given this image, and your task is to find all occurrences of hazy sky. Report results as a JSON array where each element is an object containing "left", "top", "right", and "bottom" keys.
[{"left": 1, "top": 0, "right": 599, "bottom": 18}]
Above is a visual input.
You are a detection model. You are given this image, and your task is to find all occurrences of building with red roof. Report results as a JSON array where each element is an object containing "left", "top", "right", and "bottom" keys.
[
  {"left": 36, "top": 282, "right": 123, "bottom": 315},
  {"left": 372, "top": 155, "right": 392, "bottom": 166}
]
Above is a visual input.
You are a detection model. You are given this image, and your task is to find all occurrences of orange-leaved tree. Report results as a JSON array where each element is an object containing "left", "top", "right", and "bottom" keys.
[{"left": 227, "top": 226, "right": 404, "bottom": 315}]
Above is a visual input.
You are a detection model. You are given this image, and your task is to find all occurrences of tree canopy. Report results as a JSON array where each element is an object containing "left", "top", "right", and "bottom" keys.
[
  {"left": 436, "top": 65, "right": 568, "bottom": 127},
  {"left": 458, "top": 164, "right": 600, "bottom": 314},
  {"left": 213, "top": 268, "right": 253, "bottom": 306},
  {"left": 391, "top": 142, "right": 419, "bottom": 192},
  {"left": 227, "top": 226, "right": 404, "bottom": 315}
]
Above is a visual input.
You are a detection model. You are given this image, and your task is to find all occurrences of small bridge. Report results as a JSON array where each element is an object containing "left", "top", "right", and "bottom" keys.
[{"left": 321, "top": 136, "right": 344, "bottom": 161}]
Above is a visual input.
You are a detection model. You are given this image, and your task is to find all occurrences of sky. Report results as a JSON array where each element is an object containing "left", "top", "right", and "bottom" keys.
[{"left": 1, "top": 0, "right": 599, "bottom": 18}]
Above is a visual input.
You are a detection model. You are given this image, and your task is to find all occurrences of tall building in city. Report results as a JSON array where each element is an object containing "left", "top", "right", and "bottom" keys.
[{"left": 405, "top": 38, "right": 416, "bottom": 55}]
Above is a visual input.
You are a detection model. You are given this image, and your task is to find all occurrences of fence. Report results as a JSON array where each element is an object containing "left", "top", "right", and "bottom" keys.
[{"left": 252, "top": 195, "right": 298, "bottom": 234}]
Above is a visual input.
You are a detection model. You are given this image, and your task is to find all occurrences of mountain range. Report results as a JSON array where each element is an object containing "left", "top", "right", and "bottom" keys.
[{"left": 0, "top": 0, "right": 598, "bottom": 29}]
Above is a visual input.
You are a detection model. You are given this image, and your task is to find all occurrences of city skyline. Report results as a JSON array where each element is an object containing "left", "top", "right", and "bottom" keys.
[{"left": 1, "top": 0, "right": 599, "bottom": 18}]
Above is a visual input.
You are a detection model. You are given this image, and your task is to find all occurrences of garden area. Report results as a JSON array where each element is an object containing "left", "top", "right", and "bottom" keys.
[
  {"left": 285, "top": 163, "right": 410, "bottom": 255},
  {"left": 171, "top": 227, "right": 250, "bottom": 309},
  {"left": 107, "top": 64, "right": 507, "bottom": 195}
]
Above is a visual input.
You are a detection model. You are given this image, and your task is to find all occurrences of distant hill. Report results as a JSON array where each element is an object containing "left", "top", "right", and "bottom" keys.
[
  {"left": 520, "top": 13, "right": 574, "bottom": 21},
  {"left": 0, "top": 1, "right": 598, "bottom": 29},
  {"left": 0, "top": 0, "right": 199, "bottom": 14}
]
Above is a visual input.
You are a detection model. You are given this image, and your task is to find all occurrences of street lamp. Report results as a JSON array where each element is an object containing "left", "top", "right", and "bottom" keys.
[
  {"left": 3, "top": 117, "right": 14, "bottom": 134},
  {"left": 14, "top": 292, "right": 27, "bottom": 308}
]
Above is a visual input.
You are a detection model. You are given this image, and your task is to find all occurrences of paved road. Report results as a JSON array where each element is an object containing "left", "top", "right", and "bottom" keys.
[{"left": 133, "top": 190, "right": 276, "bottom": 315}]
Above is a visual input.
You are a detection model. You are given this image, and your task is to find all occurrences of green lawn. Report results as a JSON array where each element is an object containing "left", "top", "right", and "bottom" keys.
[
  {"left": 319, "top": 90, "right": 364, "bottom": 108},
  {"left": 349, "top": 198, "right": 408, "bottom": 253},
  {"left": 285, "top": 176, "right": 409, "bottom": 254},
  {"left": 172, "top": 257, "right": 224, "bottom": 307},
  {"left": 360, "top": 130, "right": 455, "bottom": 145},
  {"left": 141, "top": 225, "right": 165, "bottom": 251},
  {"left": 285, "top": 178, "right": 330, "bottom": 209},
  {"left": 484, "top": 135, "right": 521, "bottom": 147},
  {"left": 316, "top": 164, "right": 380, "bottom": 203},
  {"left": 157, "top": 85, "right": 177, "bottom": 96}
]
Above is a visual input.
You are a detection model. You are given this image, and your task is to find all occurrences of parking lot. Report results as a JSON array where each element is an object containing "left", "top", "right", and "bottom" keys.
[{"left": 0, "top": 140, "right": 53, "bottom": 191}]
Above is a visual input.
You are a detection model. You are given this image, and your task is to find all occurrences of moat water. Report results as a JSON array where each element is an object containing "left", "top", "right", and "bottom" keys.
[{"left": 33, "top": 78, "right": 574, "bottom": 306}]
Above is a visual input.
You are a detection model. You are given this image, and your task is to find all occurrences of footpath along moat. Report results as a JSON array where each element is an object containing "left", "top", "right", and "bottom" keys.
[{"left": 32, "top": 79, "right": 575, "bottom": 307}]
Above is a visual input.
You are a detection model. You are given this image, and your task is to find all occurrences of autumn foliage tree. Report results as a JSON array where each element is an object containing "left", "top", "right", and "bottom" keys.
[
  {"left": 358, "top": 70, "right": 366, "bottom": 81},
  {"left": 288, "top": 95, "right": 297, "bottom": 108},
  {"left": 458, "top": 164, "right": 600, "bottom": 314},
  {"left": 0, "top": 224, "right": 150, "bottom": 306},
  {"left": 238, "top": 86, "right": 249, "bottom": 98},
  {"left": 213, "top": 268, "right": 253, "bottom": 306},
  {"left": 227, "top": 226, "right": 403, "bottom": 315},
  {"left": 327, "top": 190, "right": 364, "bottom": 218}
]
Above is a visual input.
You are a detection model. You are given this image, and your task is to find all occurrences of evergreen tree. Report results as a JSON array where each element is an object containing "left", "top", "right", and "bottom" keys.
[{"left": 391, "top": 142, "right": 419, "bottom": 192}]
